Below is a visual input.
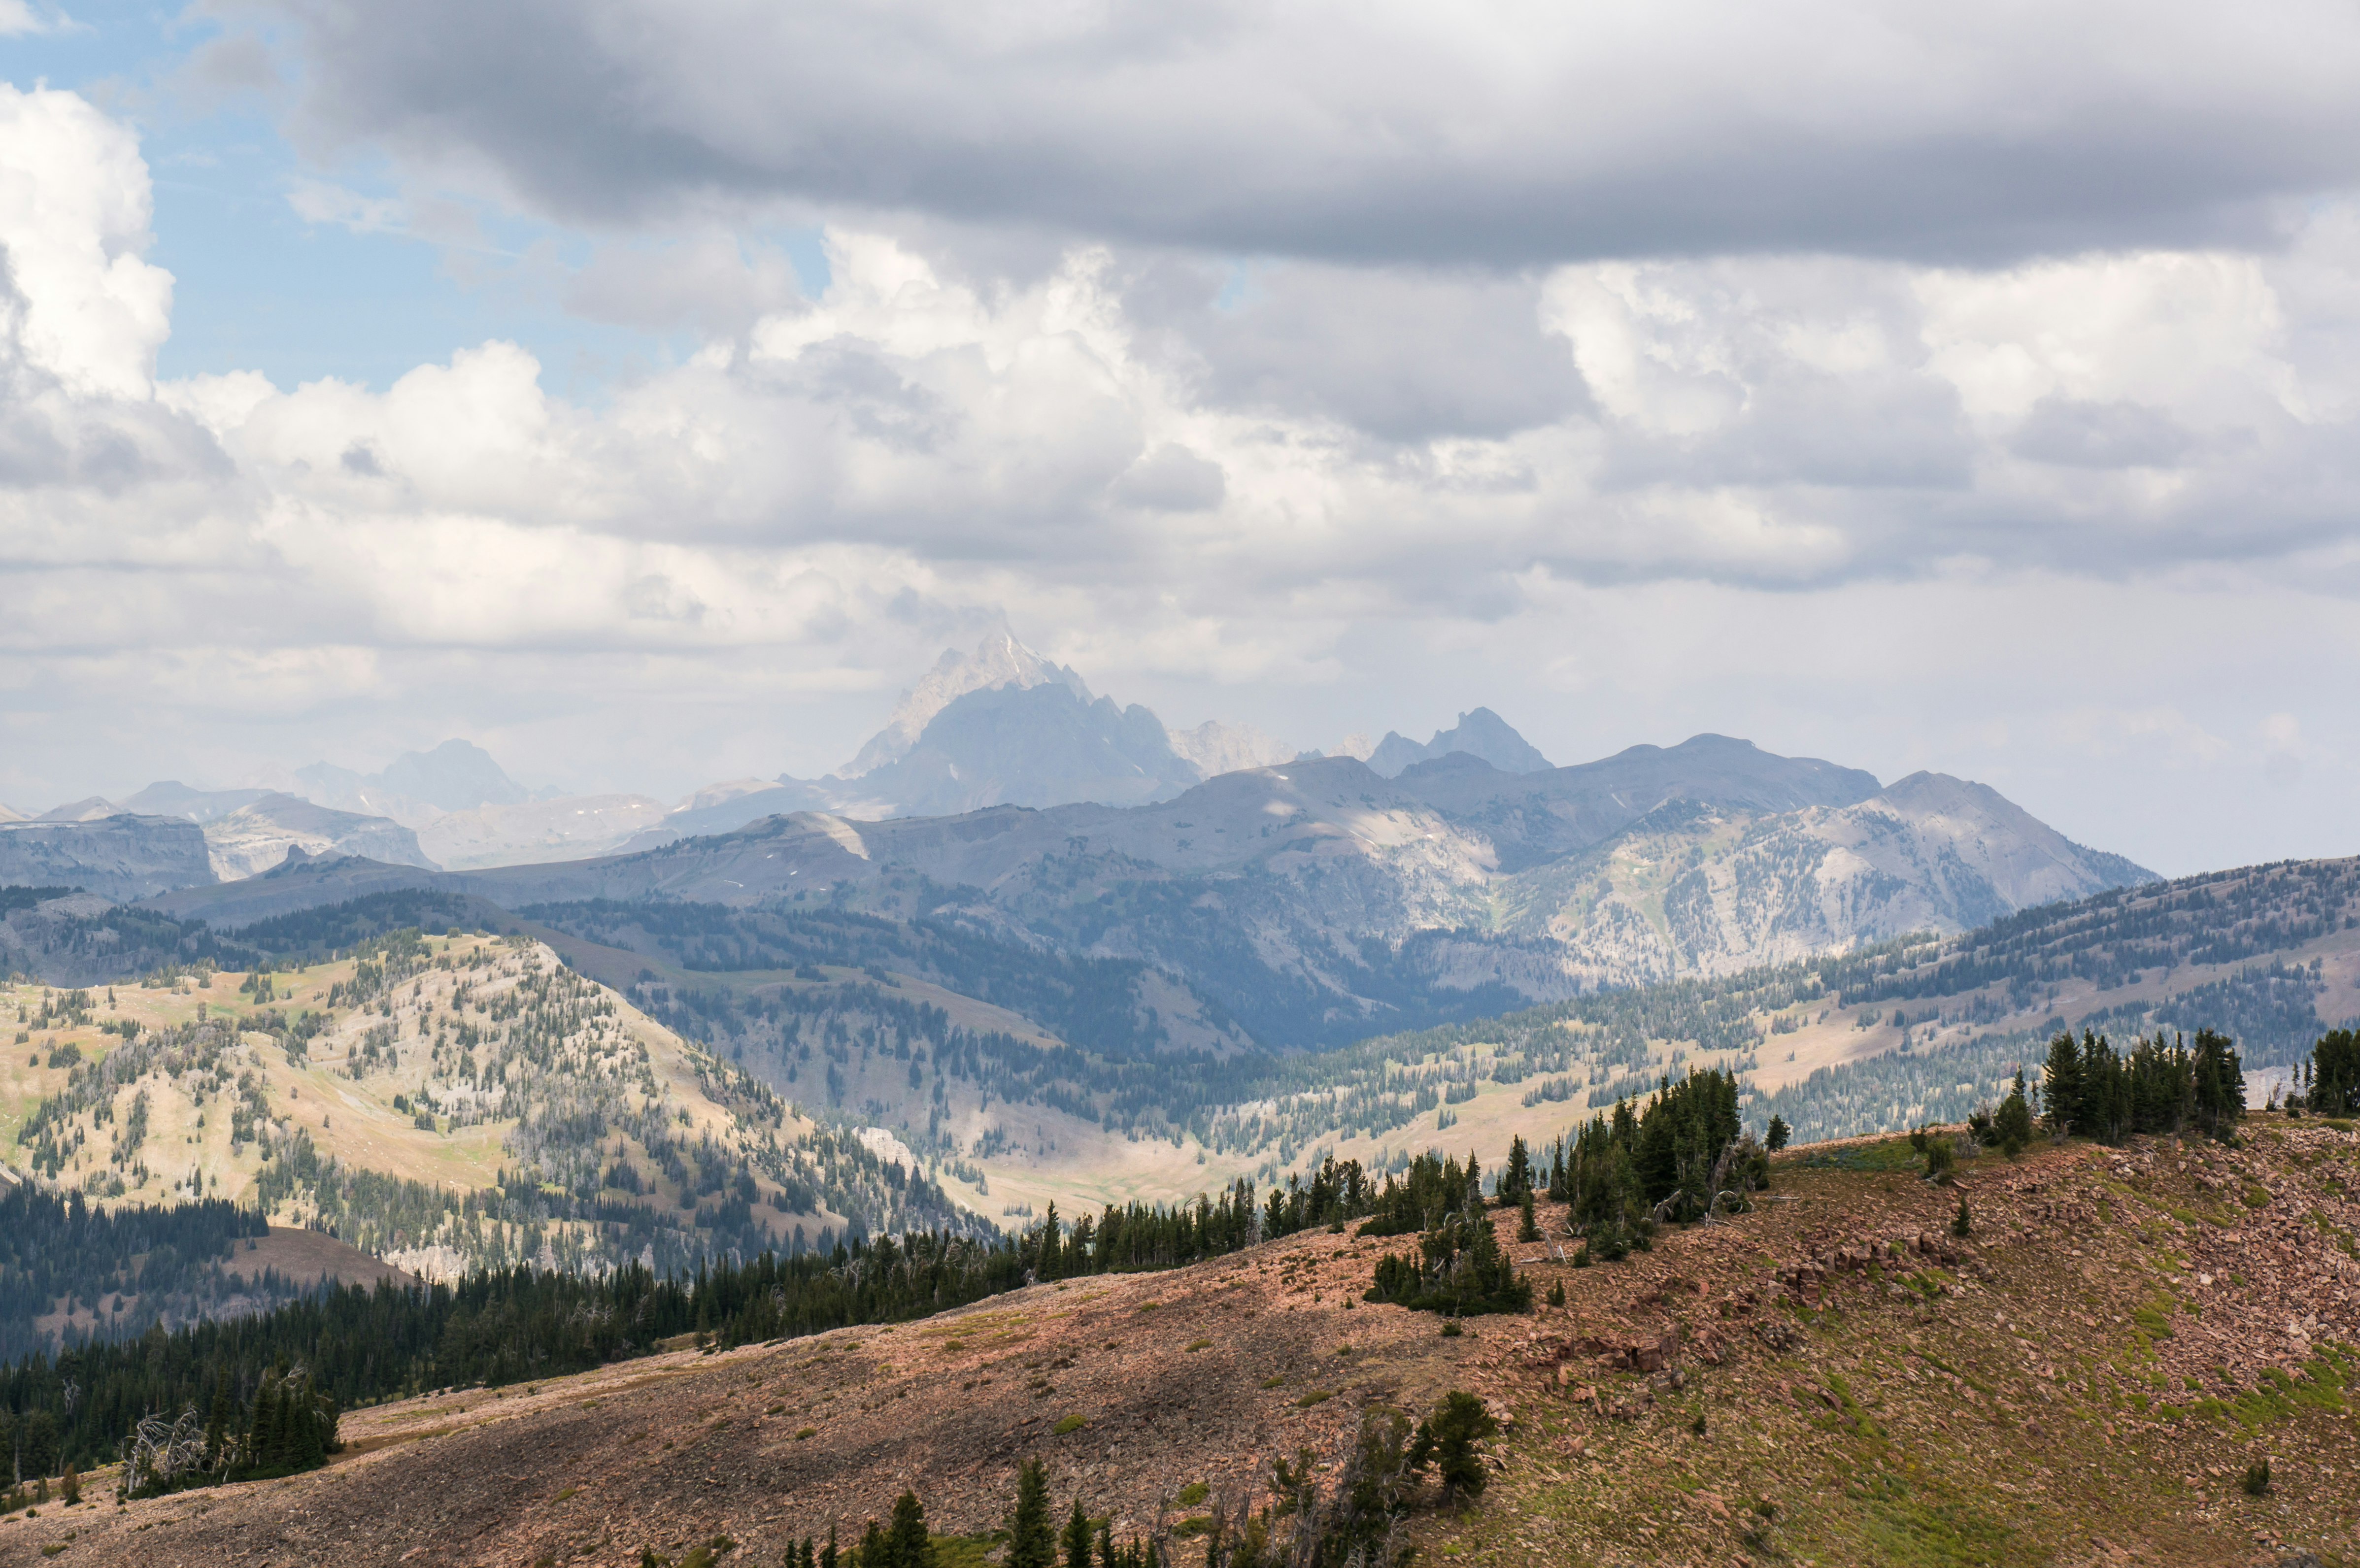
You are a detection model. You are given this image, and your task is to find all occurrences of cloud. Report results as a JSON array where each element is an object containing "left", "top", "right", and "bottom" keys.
[
  {"left": 0, "top": 1, "right": 70, "bottom": 38},
  {"left": 285, "top": 176, "right": 405, "bottom": 234},
  {"left": 255, "top": 0, "right": 2360, "bottom": 267},
  {"left": 6, "top": 84, "right": 2360, "bottom": 874},
  {"left": 0, "top": 83, "right": 174, "bottom": 398}
]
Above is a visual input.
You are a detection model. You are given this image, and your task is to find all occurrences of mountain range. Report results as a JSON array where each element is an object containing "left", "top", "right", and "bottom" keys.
[
  {"left": 7, "top": 633, "right": 2156, "bottom": 1048},
  {"left": 105, "top": 734, "right": 2151, "bottom": 1052}
]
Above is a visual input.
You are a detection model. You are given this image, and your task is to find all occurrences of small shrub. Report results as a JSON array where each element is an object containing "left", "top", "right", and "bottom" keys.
[
  {"left": 59, "top": 1468, "right": 77, "bottom": 1506},
  {"left": 1295, "top": 1390, "right": 1334, "bottom": 1407},
  {"left": 1185, "top": 1339, "right": 1213, "bottom": 1353},
  {"left": 1260, "top": 1375, "right": 1286, "bottom": 1390},
  {"left": 1546, "top": 1279, "right": 1566, "bottom": 1307},
  {"left": 795, "top": 1428, "right": 817, "bottom": 1441},
  {"left": 1951, "top": 1191, "right": 1973, "bottom": 1237},
  {"left": 1176, "top": 1481, "right": 1209, "bottom": 1507},
  {"left": 2243, "top": 1458, "right": 2271, "bottom": 1496},
  {"left": 1053, "top": 1415, "right": 1087, "bottom": 1436},
  {"left": 1440, "top": 1320, "right": 1463, "bottom": 1338}
]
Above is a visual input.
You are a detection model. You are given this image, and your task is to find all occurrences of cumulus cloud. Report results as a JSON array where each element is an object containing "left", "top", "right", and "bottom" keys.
[{"left": 5, "top": 75, "right": 2360, "bottom": 871}]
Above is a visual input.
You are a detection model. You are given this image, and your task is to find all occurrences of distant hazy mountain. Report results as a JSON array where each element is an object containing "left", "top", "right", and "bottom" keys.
[
  {"left": 417, "top": 794, "right": 670, "bottom": 870},
  {"left": 809, "top": 633, "right": 1302, "bottom": 822},
  {"left": 1167, "top": 719, "right": 1296, "bottom": 777},
  {"left": 120, "top": 782, "right": 275, "bottom": 824},
  {"left": 1388, "top": 733, "right": 1883, "bottom": 872},
  {"left": 36, "top": 797, "right": 129, "bottom": 823},
  {"left": 295, "top": 739, "right": 529, "bottom": 825},
  {"left": 145, "top": 734, "right": 2155, "bottom": 1050},
  {"left": 0, "top": 815, "right": 215, "bottom": 900},
  {"left": 1362, "top": 707, "right": 1553, "bottom": 779},
  {"left": 849, "top": 683, "right": 1203, "bottom": 817},
  {"left": 201, "top": 794, "right": 439, "bottom": 881},
  {"left": 620, "top": 779, "right": 854, "bottom": 855},
  {"left": 843, "top": 629, "right": 1092, "bottom": 776}
]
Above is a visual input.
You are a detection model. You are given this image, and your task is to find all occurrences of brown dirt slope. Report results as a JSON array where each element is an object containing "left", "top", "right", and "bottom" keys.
[
  {"left": 225, "top": 1227, "right": 420, "bottom": 1291},
  {"left": 6, "top": 1118, "right": 2360, "bottom": 1568}
]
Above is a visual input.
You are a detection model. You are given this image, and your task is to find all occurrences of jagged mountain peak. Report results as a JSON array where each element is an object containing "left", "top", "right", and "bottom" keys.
[
  {"left": 843, "top": 630, "right": 1093, "bottom": 777},
  {"left": 1366, "top": 707, "right": 1552, "bottom": 778}
]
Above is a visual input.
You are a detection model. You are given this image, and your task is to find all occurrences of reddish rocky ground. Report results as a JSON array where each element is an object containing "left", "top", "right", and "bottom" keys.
[{"left": 5, "top": 1119, "right": 2358, "bottom": 1567}]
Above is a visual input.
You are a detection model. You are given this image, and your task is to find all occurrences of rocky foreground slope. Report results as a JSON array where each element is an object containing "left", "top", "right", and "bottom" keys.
[{"left": 8, "top": 1118, "right": 2357, "bottom": 1567}]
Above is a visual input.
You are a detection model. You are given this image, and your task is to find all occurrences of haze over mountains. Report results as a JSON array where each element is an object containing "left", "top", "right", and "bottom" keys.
[{"left": 2, "top": 634, "right": 2160, "bottom": 1024}]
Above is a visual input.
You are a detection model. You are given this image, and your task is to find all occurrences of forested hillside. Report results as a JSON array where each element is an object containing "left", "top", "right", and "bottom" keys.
[{"left": 1, "top": 927, "right": 981, "bottom": 1304}]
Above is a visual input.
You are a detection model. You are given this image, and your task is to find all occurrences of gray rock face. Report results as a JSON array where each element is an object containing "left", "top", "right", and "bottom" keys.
[
  {"left": 141, "top": 738, "right": 2156, "bottom": 1050},
  {"left": 200, "top": 794, "right": 440, "bottom": 881},
  {"left": 855, "top": 682, "right": 1204, "bottom": 817},
  {"left": 1389, "top": 732, "right": 1883, "bottom": 872},
  {"left": 843, "top": 629, "right": 1093, "bottom": 776},
  {"left": 1365, "top": 707, "right": 1554, "bottom": 778},
  {"left": 0, "top": 814, "right": 216, "bottom": 899}
]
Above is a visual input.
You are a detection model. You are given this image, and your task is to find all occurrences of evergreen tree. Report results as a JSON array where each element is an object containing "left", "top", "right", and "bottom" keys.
[
  {"left": 1061, "top": 1498, "right": 1092, "bottom": 1568},
  {"left": 1765, "top": 1115, "right": 1790, "bottom": 1153},
  {"left": 1497, "top": 1136, "right": 1534, "bottom": 1205},
  {"left": 886, "top": 1489, "right": 936, "bottom": 1568},
  {"left": 2191, "top": 1029, "right": 2246, "bottom": 1134},
  {"left": 1516, "top": 1190, "right": 1538, "bottom": 1243},
  {"left": 1007, "top": 1458, "right": 1055, "bottom": 1568},
  {"left": 2040, "top": 1031, "right": 2084, "bottom": 1138},
  {"left": 1408, "top": 1392, "right": 1497, "bottom": 1506},
  {"left": 858, "top": 1518, "right": 889, "bottom": 1568},
  {"left": 2308, "top": 1029, "right": 2360, "bottom": 1115},
  {"left": 1035, "top": 1202, "right": 1062, "bottom": 1281},
  {"left": 1992, "top": 1070, "right": 2034, "bottom": 1155}
]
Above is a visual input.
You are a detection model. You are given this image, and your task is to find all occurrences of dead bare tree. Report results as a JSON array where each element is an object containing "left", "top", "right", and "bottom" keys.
[{"left": 119, "top": 1407, "right": 208, "bottom": 1500}]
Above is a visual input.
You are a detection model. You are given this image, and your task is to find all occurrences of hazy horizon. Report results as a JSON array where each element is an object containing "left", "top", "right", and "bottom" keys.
[{"left": 8, "top": 2, "right": 2360, "bottom": 879}]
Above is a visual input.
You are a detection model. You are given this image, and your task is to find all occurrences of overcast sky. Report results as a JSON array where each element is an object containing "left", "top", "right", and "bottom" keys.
[{"left": 5, "top": 0, "right": 2360, "bottom": 875}]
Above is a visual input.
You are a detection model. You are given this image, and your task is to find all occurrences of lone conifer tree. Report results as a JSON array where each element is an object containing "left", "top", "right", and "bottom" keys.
[
  {"left": 2042, "top": 1031, "right": 2085, "bottom": 1139},
  {"left": 1007, "top": 1458, "right": 1056, "bottom": 1568},
  {"left": 1409, "top": 1391, "right": 1499, "bottom": 1506},
  {"left": 887, "top": 1489, "right": 936, "bottom": 1568},
  {"left": 1061, "top": 1497, "right": 1092, "bottom": 1568},
  {"left": 1765, "top": 1115, "right": 1790, "bottom": 1152}
]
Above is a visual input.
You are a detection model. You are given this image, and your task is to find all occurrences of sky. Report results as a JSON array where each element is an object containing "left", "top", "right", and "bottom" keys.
[{"left": 3, "top": 0, "right": 2360, "bottom": 877}]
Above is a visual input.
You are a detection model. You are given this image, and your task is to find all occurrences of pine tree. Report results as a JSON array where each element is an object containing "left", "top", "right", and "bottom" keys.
[
  {"left": 1061, "top": 1497, "right": 1092, "bottom": 1568},
  {"left": 1516, "top": 1190, "right": 1538, "bottom": 1242},
  {"left": 887, "top": 1489, "right": 936, "bottom": 1568},
  {"left": 1765, "top": 1115, "right": 1790, "bottom": 1152},
  {"left": 1408, "top": 1391, "right": 1498, "bottom": 1506},
  {"left": 1007, "top": 1458, "right": 1056, "bottom": 1568},
  {"left": 2041, "top": 1031, "right": 2084, "bottom": 1139},
  {"left": 1036, "top": 1202, "right": 1062, "bottom": 1281},
  {"left": 1992, "top": 1070, "right": 2034, "bottom": 1155},
  {"left": 1499, "top": 1136, "right": 1533, "bottom": 1205}
]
